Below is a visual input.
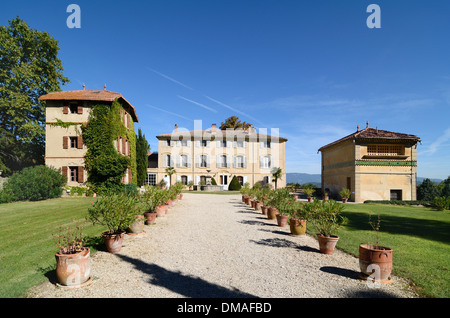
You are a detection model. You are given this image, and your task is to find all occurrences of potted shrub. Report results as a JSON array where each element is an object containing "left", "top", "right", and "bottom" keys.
[
  {"left": 288, "top": 202, "right": 308, "bottom": 236},
  {"left": 259, "top": 186, "right": 271, "bottom": 215},
  {"left": 52, "top": 220, "right": 91, "bottom": 287},
  {"left": 87, "top": 192, "right": 141, "bottom": 253},
  {"left": 306, "top": 198, "right": 347, "bottom": 254},
  {"left": 273, "top": 188, "right": 295, "bottom": 227},
  {"left": 339, "top": 188, "right": 351, "bottom": 203},
  {"left": 359, "top": 213, "right": 393, "bottom": 283},
  {"left": 240, "top": 182, "right": 250, "bottom": 202},
  {"left": 187, "top": 181, "right": 194, "bottom": 191},
  {"left": 303, "top": 186, "right": 315, "bottom": 202},
  {"left": 323, "top": 192, "right": 329, "bottom": 201},
  {"left": 265, "top": 189, "right": 279, "bottom": 220},
  {"left": 141, "top": 185, "right": 158, "bottom": 225}
]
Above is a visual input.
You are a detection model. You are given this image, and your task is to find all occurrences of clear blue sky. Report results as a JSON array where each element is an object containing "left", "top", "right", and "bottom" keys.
[{"left": 2, "top": 0, "right": 450, "bottom": 179}]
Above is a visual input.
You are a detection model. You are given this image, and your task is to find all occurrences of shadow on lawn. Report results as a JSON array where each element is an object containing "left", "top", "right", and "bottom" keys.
[
  {"left": 115, "top": 254, "right": 257, "bottom": 298},
  {"left": 342, "top": 211, "right": 450, "bottom": 244}
]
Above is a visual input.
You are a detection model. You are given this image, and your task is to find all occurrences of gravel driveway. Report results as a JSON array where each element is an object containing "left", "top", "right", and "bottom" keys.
[{"left": 28, "top": 193, "right": 418, "bottom": 298}]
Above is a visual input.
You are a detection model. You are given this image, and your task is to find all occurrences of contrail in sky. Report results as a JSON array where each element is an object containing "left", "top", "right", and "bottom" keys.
[
  {"left": 145, "top": 104, "right": 192, "bottom": 121},
  {"left": 177, "top": 95, "right": 217, "bottom": 113},
  {"left": 147, "top": 67, "right": 194, "bottom": 90}
]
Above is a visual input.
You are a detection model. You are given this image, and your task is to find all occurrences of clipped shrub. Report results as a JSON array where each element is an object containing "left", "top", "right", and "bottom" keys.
[
  {"left": 433, "top": 196, "right": 450, "bottom": 211},
  {"left": 228, "top": 176, "right": 242, "bottom": 191},
  {"left": 2, "top": 165, "right": 65, "bottom": 202}
]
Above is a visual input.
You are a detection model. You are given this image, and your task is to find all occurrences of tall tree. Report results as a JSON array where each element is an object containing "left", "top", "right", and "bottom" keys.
[
  {"left": 136, "top": 128, "right": 150, "bottom": 186},
  {"left": 417, "top": 178, "right": 439, "bottom": 201},
  {"left": 0, "top": 17, "right": 69, "bottom": 175},
  {"left": 219, "top": 116, "right": 252, "bottom": 130}
]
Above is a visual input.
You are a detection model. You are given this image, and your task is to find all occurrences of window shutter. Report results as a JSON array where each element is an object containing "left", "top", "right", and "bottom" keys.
[
  {"left": 206, "top": 155, "right": 210, "bottom": 168},
  {"left": 77, "top": 106, "right": 83, "bottom": 114},
  {"left": 177, "top": 155, "right": 181, "bottom": 168},
  {"left": 243, "top": 176, "right": 247, "bottom": 185},
  {"left": 233, "top": 141, "right": 237, "bottom": 148},
  {"left": 260, "top": 156, "right": 263, "bottom": 168},
  {"left": 216, "top": 155, "right": 220, "bottom": 168},
  {"left": 233, "top": 156, "right": 236, "bottom": 168},
  {"left": 128, "top": 168, "right": 132, "bottom": 183},
  {"left": 61, "top": 166, "right": 68, "bottom": 181},
  {"left": 269, "top": 156, "right": 273, "bottom": 168},
  {"left": 77, "top": 136, "right": 83, "bottom": 149},
  {"left": 63, "top": 106, "right": 69, "bottom": 114},
  {"left": 243, "top": 155, "right": 247, "bottom": 168},
  {"left": 63, "top": 136, "right": 68, "bottom": 149},
  {"left": 243, "top": 141, "right": 247, "bottom": 148},
  {"left": 195, "top": 140, "right": 200, "bottom": 147},
  {"left": 78, "top": 167, "right": 84, "bottom": 183},
  {"left": 226, "top": 155, "right": 231, "bottom": 168},
  {"left": 122, "top": 138, "right": 126, "bottom": 155}
]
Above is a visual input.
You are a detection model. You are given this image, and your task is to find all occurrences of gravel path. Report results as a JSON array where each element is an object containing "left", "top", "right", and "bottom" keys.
[{"left": 28, "top": 193, "right": 418, "bottom": 298}]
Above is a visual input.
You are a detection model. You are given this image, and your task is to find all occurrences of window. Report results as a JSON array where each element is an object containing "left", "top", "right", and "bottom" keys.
[
  {"left": 180, "top": 139, "right": 188, "bottom": 147},
  {"left": 69, "top": 167, "right": 79, "bottom": 182},
  {"left": 200, "top": 155, "right": 208, "bottom": 168},
  {"left": 367, "top": 144, "right": 405, "bottom": 156},
  {"left": 165, "top": 139, "right": 174, "bottom": 147},
  {"left": 237, "top": 176, "right": 244, "bottom": 186},
  {"left": 145, "top": 173, "right": 156, "bottom": 186},
  {"left": 69, "top": 104, "right": 78, "bottom": 114},
  {"left": 181, "top": 175, "right": 188, "bottom": 185},
  {"left": 164, "top": 154, "right": 173, "bottom": 167},
  {"left": 260, "top": 156, "right": 272, "bottom": 168},
  {"left": 218, "top": 155, "right": 227, "bottom": 168},
  {"left": 263, "top": 176, "right": 270, "bottom": 184},
  {"left": 180, "top": 155, "right": 189, "bottom": 167},
  {"left": 260, "top": 141, "right": 271, "bottom": 148},
  {"left": 235, "top": 156, "right": 244, "bottom": 168},
  {"left": 235, "top": 140, "right": 245, "bottom": 148},
  {"left": 218, "top": 140, "right": 227, "bottom": 148},
  {"left": 390, "top": 190, "right": 402, "bottom": 200},
  {"left": 201, "top": 140, "right": 208, "bottom": 147},
  {"left": 70, "top": 137, "right": 78, "bottom": 149}
]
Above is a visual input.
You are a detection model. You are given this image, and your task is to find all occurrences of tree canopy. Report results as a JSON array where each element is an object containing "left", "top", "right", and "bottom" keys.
[
  {"left": 219, "top": 116, "right": 252, "bottom": 130},
  {"left": 0, "top": 17, "right": 69, "bottom": 175}
]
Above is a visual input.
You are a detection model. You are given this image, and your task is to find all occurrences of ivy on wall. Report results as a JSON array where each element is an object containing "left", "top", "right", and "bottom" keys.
[{"left": 81, "top": 99, "right": 136, "bottom": 193}]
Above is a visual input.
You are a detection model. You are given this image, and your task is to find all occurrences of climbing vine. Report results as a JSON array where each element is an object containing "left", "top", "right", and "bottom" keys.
[{"left": 81, "top": 99, "right": 137, "bottom": 193}]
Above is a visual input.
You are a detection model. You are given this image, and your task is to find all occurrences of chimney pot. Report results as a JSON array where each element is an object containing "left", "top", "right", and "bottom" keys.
[
  {"left": 104, "top": 84, "right": 107, "bottom": 91},
  {"left": 174, "top": 124, "right": 178, "bottom": 132},
  {"left": 211, "top": 123, "right": 217, "bottom": 132},
  {"left": 357, "top": 125, "right": 359, "bottom": 132},
  {"left": 83, "top": 83, "right": 85, "bottom": 90},
  {"left": 366, "top": 121, "right": 369, "bottom": 128}
]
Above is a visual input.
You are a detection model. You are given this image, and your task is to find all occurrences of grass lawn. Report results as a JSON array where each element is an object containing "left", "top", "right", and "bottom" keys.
[
  {"left": 0, "top": 197, "right": 106, "bottom": 298},
  {"left": 306, "top": 203, "right": 450, "bottom": 298},
  {"left": 0, "top": 196, "right": 449, "bottom": 298}
]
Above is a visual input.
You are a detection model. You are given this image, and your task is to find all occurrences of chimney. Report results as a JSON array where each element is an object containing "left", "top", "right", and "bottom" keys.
[
  {"left": 174, "top": 124, "right": 178, "bottom": 132},
  {"left": 104, "top": 83, "right": 107, "bottom": 91},
  {"left": 366, "top": 121, "right": 369, "bottom": 128},
  {"left": 211, "top": 123, "right": 217, "bottom": 132},
  {"left": 83, "top": 83, "right": 85, "bottom": 90},
  {"left": 357, "top": 125, "right": 359, "bottom": 132}
]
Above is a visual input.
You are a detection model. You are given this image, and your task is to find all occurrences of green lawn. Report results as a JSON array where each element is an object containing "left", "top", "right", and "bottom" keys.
[
  {"left": 307, "top": 203, "right": 450, "bottom": 298},
  {"left": 0, "top": 197, "right": 449, "bottom": 298},
  {"left": 0, "top": 197, "right": 106, "bottom": 298}
]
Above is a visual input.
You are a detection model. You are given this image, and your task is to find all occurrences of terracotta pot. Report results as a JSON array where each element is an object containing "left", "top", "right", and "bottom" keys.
[
  {"left": 323, "top": 195, "right": 329, "bottom": 201},
  {"left": 342, "top": 198, "right": 348, "bottom": 203},
  {"left": 307, "top": 197, "right": 313, "bottom": 202},
  {"left": 267, "top": 207, "right": 279, "bottom": 220},
  {"left": 316, "top": 233, "right": 339, "bottom": 254},
  {"left": 144, "top": 211, "right": 157, "bottom": 225},
  {"left": 359, "top": 244, "right": 393, "bottom": 282},
  {"left": 242, "top": 195, "right": 246, "bottom": 202},
  {"left": 251, "top": 200, "right": 257, "bottom": 209},
  {"left": 289, "top": 218, "right": 307, "bottom": 236},
  {"left": 254, "top": 201, "right": 262, "bottom": 211},
  {"left": 261, "top": 205, "right": 269, "bottom": 215},
  {"left": 179, "top": 194, "right": 183, "bottom": 200},
  {"left": 102, "top": 231, "right": 125, "bottom": 253},
  {"left": 55, "top": 248, "right": 91, "bottom": 287},
  {"left": 155, "top": 205, "right": 165, "bottom": 217},
  {"left": 276, "top": 214, "right": 288, "bottom": 227},
  {"left": 128, "top": 215, "right": 145, "bottom": 234}
]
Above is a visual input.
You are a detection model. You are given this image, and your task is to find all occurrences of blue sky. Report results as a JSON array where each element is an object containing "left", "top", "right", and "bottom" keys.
[{"left": 2, "top": 0, "right": 450, "bottom": 179}]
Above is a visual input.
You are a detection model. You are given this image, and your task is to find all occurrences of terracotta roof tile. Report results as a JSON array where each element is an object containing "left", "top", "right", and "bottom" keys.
[
  {"left": 39, "top": 90, "right": 139, "bottom": 122},
  {"left": 318, "top": 127, "right": 420, "bottom": 151}
]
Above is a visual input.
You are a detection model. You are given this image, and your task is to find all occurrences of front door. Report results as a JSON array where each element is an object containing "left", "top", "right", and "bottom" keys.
[{"left": 219, "top": 174, "right": 228, "bottom": 190}]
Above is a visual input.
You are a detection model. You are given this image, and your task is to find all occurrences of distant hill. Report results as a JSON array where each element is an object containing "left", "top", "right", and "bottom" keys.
[
  {"left": 287, "top": 173, "right": 444, "bottom": 187},
  {"left": 286, "top": 173, "right": 321, "bottom": 187},
  {"left": 417, "top": 177, "right": 443, "bottom": 185}
]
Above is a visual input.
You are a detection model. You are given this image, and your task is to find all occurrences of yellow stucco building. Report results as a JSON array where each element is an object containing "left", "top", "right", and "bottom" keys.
[
  {"left": 318, "top": 122, "right": 421, "bottom": 202},
  {"left": 146, "top": 123, "right": 287, "bottom": 190},
  {"left": 39, "top": 86, "right": 139, "bottom": 186}
]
